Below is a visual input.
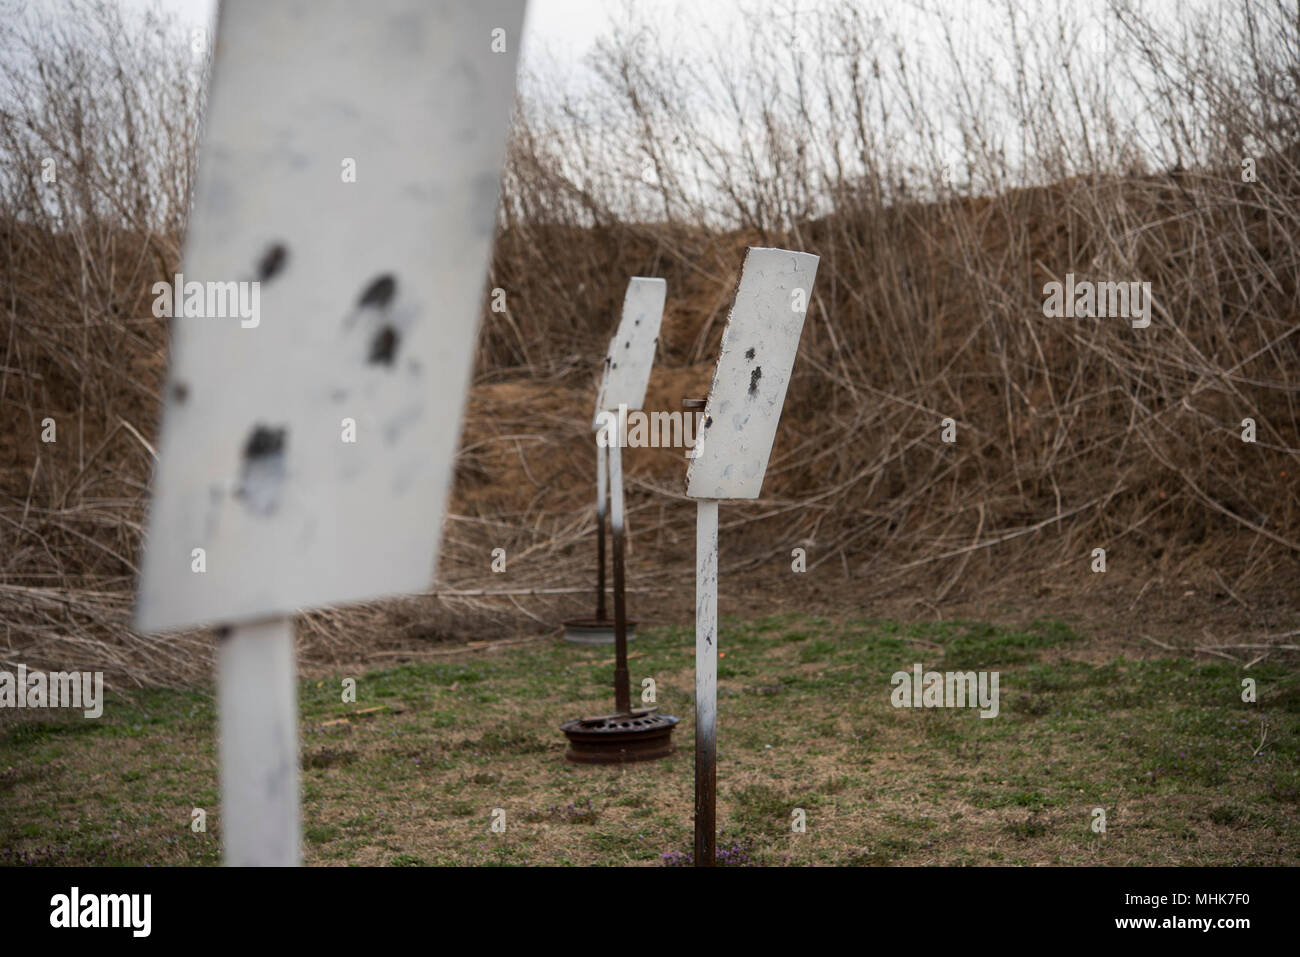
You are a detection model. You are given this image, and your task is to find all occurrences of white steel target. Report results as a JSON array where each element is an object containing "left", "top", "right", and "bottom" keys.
[
  {"left": 687, "top": 248, "right": 820, "bottom": 500},
  {"left": 136, "top": 0, "right": 526, "bottom": 633},
  {"left": 686, "top": 246, "right": 819, "bottom": 866},
  {"left": 592, "top": 277, "right": 667, "bottom": 429},
  {"left": 132, "top": 0, "right": 526, "bottom": 866}
]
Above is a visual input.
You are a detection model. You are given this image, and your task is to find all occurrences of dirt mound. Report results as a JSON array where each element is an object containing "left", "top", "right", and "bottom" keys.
[{"left": 4, "top": 163, "right": 1299, "bottom": 685}]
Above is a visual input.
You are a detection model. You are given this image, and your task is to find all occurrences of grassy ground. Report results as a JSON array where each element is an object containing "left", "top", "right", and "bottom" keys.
[{"left": 1, "top": 614, "right": 1297, "bottom": 866}]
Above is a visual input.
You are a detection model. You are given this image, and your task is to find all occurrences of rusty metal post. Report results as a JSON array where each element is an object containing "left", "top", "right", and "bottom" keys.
[
  {"left": 559, "top": 405, "right": 679, "bottom": 764},
  {"left": 694, "top": 498, "right": 719, "bottom": 866},
  {"left": 608, "top": 417, "right": 631, "bottom": 713},
  {"left": 595, "top": 438, "right": 608, "bottom": 622}
]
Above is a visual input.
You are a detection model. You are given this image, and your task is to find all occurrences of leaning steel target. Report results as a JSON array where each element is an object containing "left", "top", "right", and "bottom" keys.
[{"left": 684, "top": 246, "right": 819, "bottom": 865}]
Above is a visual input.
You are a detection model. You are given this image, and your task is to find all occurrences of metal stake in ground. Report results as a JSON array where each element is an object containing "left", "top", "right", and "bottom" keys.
[
  {"left": 694, "top": 497, "right": 719, "bottom": 865},
  {"left": 609, "top": 415, "right": 631, "bottom": 712},
  {"left": 216, "top": 618, "right": 298, "bottom": 864},
  {"left": 561, "top": 402, "right": 681, "bottom": 761},
  {"left": 596, "top": 439, "right": 608, "bottom": 622},
  {"left": 131, "top": 0, "right": 525, "bottom": 865},
  {"left": 685, "top": 247, "right": 820, "bottom": 866}
]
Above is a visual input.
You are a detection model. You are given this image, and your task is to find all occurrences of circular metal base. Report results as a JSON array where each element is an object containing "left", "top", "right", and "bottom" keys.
[
  {"left": 560, "top": 710, "right": 679, "bottom": 764},
  {"left": 561, "top": 616, "right": 638, "bottom": 645}
]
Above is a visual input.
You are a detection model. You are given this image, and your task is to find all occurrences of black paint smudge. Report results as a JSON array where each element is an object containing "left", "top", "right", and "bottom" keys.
[
  {"left": 748, "top": 366, "right": 762, "bottom": 396},
  {"left": 257, "top": 243, "right": 287, "bottom": 282},
  {"left": 237, "top": 424, "right": 287, "bottom": 516},
  {"left": 243, "top": 424, "right": 285, "bottom": 460},
  {"left": 369, "top": 325, "right": 399, "bottom": 366},
  {"left": 745, "top": 347, "right": 755, "bottom": 360},
  {"left": 358, "top": 274, "right": 396, "bottom": 309}
]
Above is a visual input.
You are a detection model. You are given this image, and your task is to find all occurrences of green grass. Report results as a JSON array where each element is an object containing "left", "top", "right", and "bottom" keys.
[{"left": 1, "top": 614, "right": 1297, "bottom": 865}]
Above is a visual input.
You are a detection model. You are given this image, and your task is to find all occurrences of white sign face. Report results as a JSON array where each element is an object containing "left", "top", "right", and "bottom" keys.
[
  {"left": 592, "top": 277, "right": 667, "bottom": 428},
  {"left": 134, "top": 0, "right": 526, "bottom": 633},
  {"left": 686, "top": 247, "right": 819, "bottom": 500}
]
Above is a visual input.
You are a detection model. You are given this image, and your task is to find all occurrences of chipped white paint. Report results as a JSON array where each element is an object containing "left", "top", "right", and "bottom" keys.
[
  {"left": 694, "top": 497, "right": 718, "bottom": 775},
  {"left": 595, "top": 433, "right": 608, "bottom": 523},
  {"left": 592, "top": 277, "right": 667, "bottom": 429},
  {"left": 686, "top": 248, "right": 819, "bottom": 500},
  {"left": 217, "top": 618, "right": 299, "bottom": 866},
  {"left": 134, "top": 0, "right": 526, "bottom": 633},
  {"left": 693, "top": 499, "right": 719, "bottom": 865},
  {"left": 607, "top": 416, "right": 625, "bottom": 536}
]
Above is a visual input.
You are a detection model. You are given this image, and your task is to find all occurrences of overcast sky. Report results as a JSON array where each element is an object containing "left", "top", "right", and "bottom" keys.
[
  {"left": 113, "top": 0, "right": 755, "bottom": 81},
  {"left": 23, "top": 0, "right": 1220, "bottom": 90},
  {"left": 106, "top": 0, "right": 1101, "bottom": 94},
  {"left": 8, "top": 0, "right": 1222, "bottom": 208}
]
